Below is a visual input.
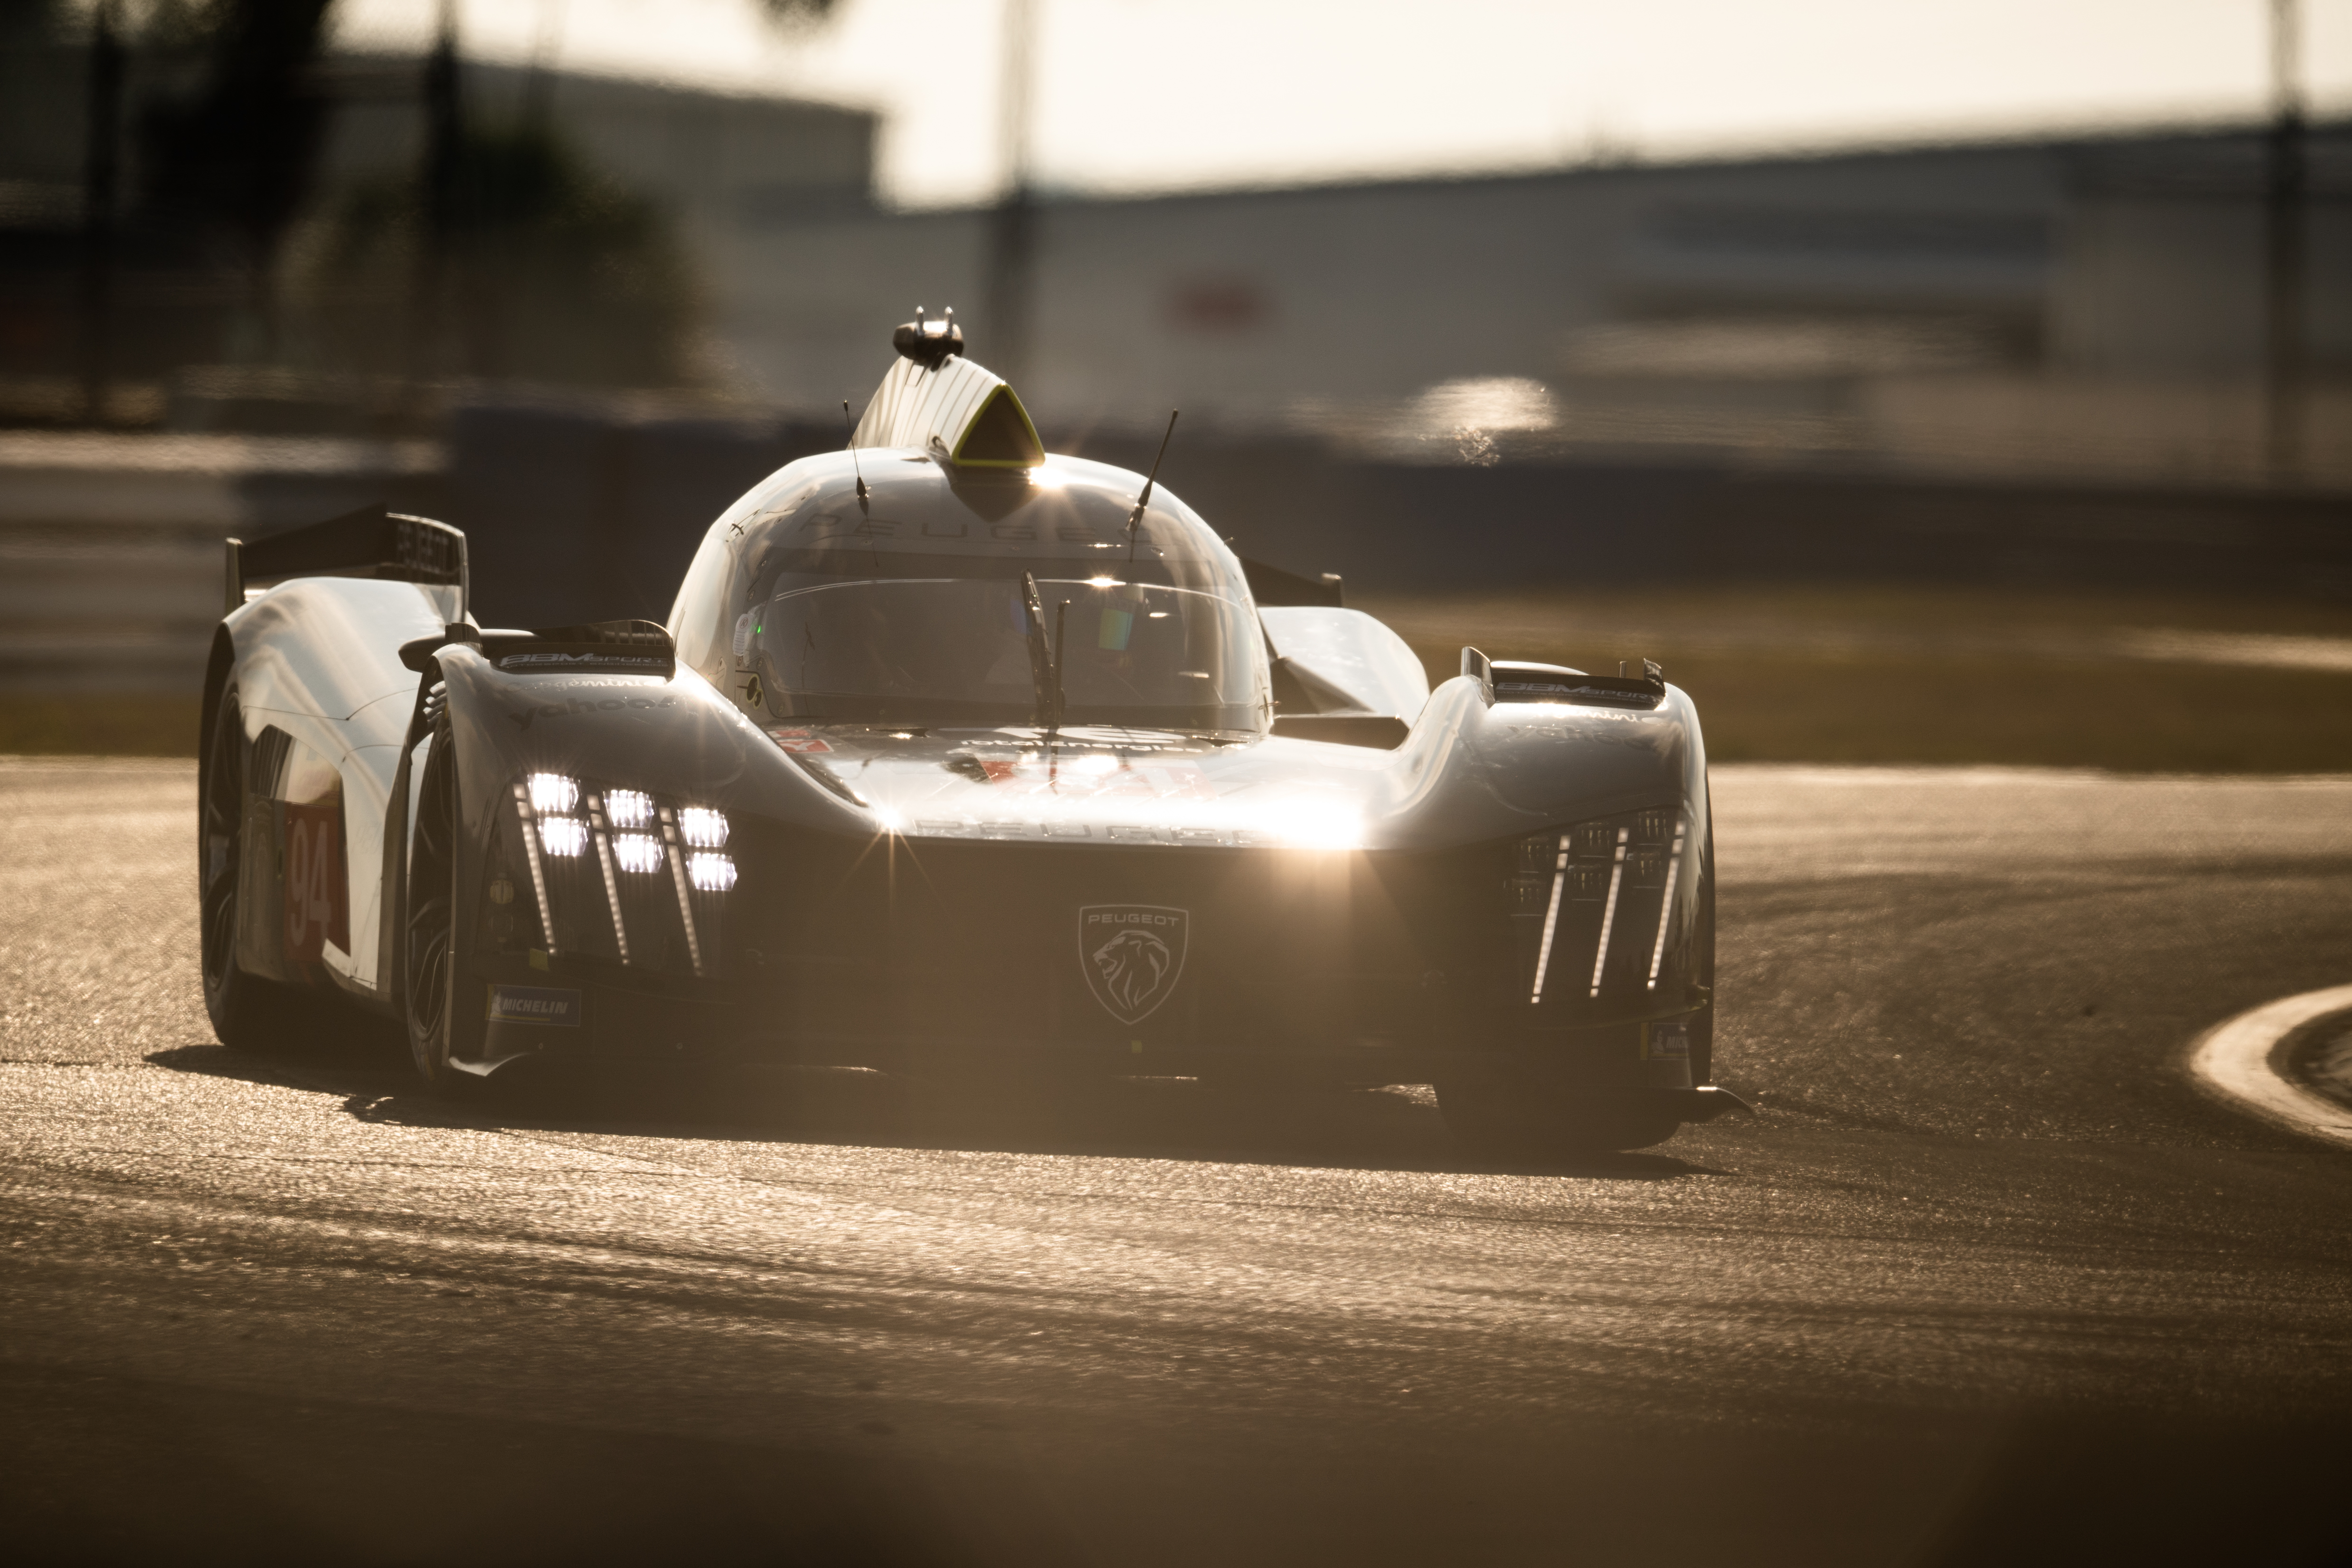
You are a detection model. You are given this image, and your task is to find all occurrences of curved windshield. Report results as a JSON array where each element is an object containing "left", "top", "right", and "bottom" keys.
[{"left": 747, "top": 576, "right": 1265, "bottom": 731}]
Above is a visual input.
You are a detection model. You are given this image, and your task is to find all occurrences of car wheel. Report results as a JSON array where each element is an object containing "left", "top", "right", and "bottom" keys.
[
  {"left": 403, "top": 711, "right": 488, "bottom": 1097},
  {"left": 1437, "top": 1074, "right": 1683, "bottom": 1158},
  {"left": 199, "top": 685, "right": 309, "bottom": 1052}
]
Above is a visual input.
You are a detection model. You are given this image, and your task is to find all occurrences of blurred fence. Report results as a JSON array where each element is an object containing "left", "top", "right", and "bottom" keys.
[
  {"left": 4, "top": 407, "right": 2348, "bottom": 699},
  {"left": 0, "top": 433, "right": 444, "bottom": 694},
  {"left": 448, "top": 406, "right": 2352, "bottom": 630}
]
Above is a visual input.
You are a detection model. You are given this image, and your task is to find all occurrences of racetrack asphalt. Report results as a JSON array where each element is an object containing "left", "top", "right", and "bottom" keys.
[{"left": 3, "top": 757, "right": 2351, "bottom": 1566}]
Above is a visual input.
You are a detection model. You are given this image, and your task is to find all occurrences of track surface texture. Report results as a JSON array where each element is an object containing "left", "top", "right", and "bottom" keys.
[{"left": 4, "top": 757, "right": 2351, "bottom": 1567}]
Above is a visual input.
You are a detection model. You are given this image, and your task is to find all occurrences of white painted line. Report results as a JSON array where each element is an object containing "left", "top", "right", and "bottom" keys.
[{"left": 2186, "top": 984, "right": 2352, "bottom": 1151}]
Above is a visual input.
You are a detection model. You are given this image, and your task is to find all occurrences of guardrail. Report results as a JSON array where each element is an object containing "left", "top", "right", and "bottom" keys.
[{"left": 0, "top": 433, "right": 445, "bottom": 693}]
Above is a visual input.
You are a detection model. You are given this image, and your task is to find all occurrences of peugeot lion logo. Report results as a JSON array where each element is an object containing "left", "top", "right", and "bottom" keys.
[{"left": 1079, "top": 905, "right": 1190, "bottom": 1025}]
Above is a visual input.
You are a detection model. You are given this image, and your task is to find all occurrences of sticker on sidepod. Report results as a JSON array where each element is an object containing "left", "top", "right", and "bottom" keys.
[
  {"left": 766, "top": 727, "right": 832, "bottom": 754},
  {"left": 1641, "top": 1020, "right": 1689, "bottom": 1061},
  {"left": 485, "top": 985, "right": 582, "bottom": 1027}
]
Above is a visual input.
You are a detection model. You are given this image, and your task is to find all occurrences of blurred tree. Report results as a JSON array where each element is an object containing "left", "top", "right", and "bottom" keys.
[
  {"left": 98, "top": 0, "right": 840, "bottom": 389},
  {"left": 754, "top": 0, "right": 843, "bottom": 31},
  {"left": 0, "top": 0, "right": 66, "bottom": 41},
  {"left": 306, "top": 121, "right": 697, "bottom": 387},
  {"left": 135, "top": 0, "right": 335, "bottom": 355}
]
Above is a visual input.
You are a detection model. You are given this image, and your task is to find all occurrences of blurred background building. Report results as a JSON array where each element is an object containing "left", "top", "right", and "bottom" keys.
[
  {"left": 742, "top": 125, "right": 2352, "bottom": 495},
  {"left": 0, "top": 0, "right": 2346, "bottom": 694}
]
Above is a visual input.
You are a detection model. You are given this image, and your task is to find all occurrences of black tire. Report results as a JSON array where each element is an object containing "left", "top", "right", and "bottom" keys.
[
  {"left": 199, "top": 685, "right": 310, "bottom": 1052},
  {"left": 1437, "top": 1074, "right": 1683, "bottom": 1159},
  {"left": 403, "top": 713, "right": 488, "bottom": 1097}
]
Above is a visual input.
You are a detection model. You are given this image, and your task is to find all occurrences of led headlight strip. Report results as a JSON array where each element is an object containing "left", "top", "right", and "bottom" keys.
[
  {"left": 1589, "top": 825, "right": 1630, "bottom": 999},
  {"left": 656, "top": 803, "right": 706, "bottom": 977},
  {"left": 1647, "top": 815, "right": 1687, "bottom": 991},
  {"left": 510, "top": 778, "right": 561, "bottom": 958},
  {"left": 1528, "top": 831, "right": 1571, "bottom": 1005},
  {"left": 584, "top": 789, "right": 633, "bottom": 965}
]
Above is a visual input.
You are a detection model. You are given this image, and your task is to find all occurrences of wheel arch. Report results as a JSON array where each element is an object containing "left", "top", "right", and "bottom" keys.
[{"left": 198, "top": 626, "right": 237, "bottom": 807}]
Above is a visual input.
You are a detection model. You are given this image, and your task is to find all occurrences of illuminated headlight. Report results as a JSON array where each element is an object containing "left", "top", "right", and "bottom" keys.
[
  {"left": 528, "top": 773, "right": 580, "bottom": 814},
  {"left": 1571, "top": 822, "right": 1615, "bottom": 859},
  {"left": 1512, "top": 831, "right": 1558, "bottom": 875},
  {"left": 678, "top": 806, "right": 729, "bottom": 849},
  {"left": 688, "top": 852, "right": 737, "bottom": 892},
  {"left": 606, "top": 789, "right": 654, "bottom": 830},
  {"left": 1510, "top": 805, "right": 1691, "bottom": 1006},
  {"left": 539, "top": 817, "right": 587, "bottom": 857},
  {"left": 612, "top": 833, "right": 663, "bottom": 874}
]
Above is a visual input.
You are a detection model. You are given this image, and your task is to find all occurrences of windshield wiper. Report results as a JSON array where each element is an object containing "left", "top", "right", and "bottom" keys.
[
  {"left": 1051, "top": 599, "right": 1069, "bottom": 734},
  {"left": 1019, "top": 571, "right": 1064, "bottom": 731}
]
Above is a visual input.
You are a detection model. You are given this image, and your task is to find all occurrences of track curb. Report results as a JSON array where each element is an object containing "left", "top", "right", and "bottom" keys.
[{"left": 2186, "top": 984, "right": 2352, "bottom": 1151}]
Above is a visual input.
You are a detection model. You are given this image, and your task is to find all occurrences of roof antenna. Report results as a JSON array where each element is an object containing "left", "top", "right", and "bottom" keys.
[
  {"left": 842, "top": 398, "right": 869, "bottom": 513},
  {"left": 1125, "top": 409, "right": 1179, "bottom": 564}
]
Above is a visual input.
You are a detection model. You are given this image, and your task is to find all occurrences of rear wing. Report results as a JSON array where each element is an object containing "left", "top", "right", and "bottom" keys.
[{"left": 225, "top": 504, "right": 468, "bottom": 621}]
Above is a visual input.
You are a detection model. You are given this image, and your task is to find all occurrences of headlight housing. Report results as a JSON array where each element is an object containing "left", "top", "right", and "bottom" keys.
[
  {"left": 506, "top": 774, "right": 736, "bottom": 977},
  {"left": 1507, "top": 806, "right": 1692, "bottom": 1010}
]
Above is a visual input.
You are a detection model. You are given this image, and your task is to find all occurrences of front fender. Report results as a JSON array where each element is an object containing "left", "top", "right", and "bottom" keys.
[
  {"left": 1372, "top": 677, "right": 1709, "bottom": 850},
  {"left": 435, "top": 653, "right": 873, "bottom": 850},
  {"left": 381, "top": 653, "right": 879, "bottom": 1009},
  {"left": 1362, "top": 677, "right": 1714, "bottom": 1051}
]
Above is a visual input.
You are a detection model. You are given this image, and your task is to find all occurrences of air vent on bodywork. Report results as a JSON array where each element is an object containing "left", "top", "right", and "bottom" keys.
[
  {"left": 954, "top": 387, "right": 1046, "bottom": 467},
  {"left": 484, "top": 620, "right": 676, "bottom": 680},
  {"left": 1492, "top": 659, "right": 1665, "bottom": 709}
]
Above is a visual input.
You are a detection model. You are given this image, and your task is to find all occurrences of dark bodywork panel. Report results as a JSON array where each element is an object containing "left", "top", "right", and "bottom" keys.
[{"left": 418, "top": 642, "right": 1712, "bottom": 1086}]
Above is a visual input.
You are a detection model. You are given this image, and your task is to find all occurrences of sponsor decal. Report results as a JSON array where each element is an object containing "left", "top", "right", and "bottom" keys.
[
  {"left": 486, "top": 985, "right": 582, "bottom": 1027},
  {"left": 1079, "top": 905, "right": 1190, "bottom": 1025},
  {"left": 506, "top": 694, "right": 679, "bottom": 730},
  {"left": 277, "top": 737, "right": 348, "bottom": 964},
  {"left": 766, "top": 727, "right": 833, "bottom": 754},
  {"left": 1560, "top": 684, "right": 1659, "bottom": 708},
  {"left": 1641, "top": 1020, "right": 1689, "bottom": 1061},
  {"left": 977, "top": 758, "right": 1216, "bottom": 801},
  {"left": 497, "top": 652, "right": 671, "bottom": 671},
  {"left": 282, "top": 801, "right": 348, "bottom": 961}
]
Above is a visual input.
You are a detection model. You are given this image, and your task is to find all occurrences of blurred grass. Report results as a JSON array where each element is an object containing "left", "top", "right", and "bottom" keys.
[
  {"left": 0, "top": 697, "right": 202, "bottom": 757},
  {"left": 1358, "top": 584, "right": 2352, "bottom": 774},
  {"left": 1574, "top": 653, "right": 2352, "bottom": 772},
  {"left": 8, "top": 587, "right": 2351, "bottom": 771}
]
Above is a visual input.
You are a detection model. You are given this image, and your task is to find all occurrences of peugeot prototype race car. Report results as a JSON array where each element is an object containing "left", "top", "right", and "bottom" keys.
[{"left": 198, "top": 315, "right": 1743, "bottom": 1154}]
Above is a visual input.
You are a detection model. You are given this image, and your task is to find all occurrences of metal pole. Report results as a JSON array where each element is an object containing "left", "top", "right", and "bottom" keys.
[
  {"left": 78, "top": 0, "right": 123, "bottom": 426},
  {"left": 984, "top": 0, "right": 1036, "bottom": 389},
  {"left": 2263, "top": 0, "right": 2305, "bottom": 486},
  {"left": 411, "top": 0, "right": 462, "bottom": 383}
]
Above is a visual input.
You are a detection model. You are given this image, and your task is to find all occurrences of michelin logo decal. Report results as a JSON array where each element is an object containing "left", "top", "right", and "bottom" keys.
[{"left": 485, "top": 985, "right": 582, "bottom": 1027}]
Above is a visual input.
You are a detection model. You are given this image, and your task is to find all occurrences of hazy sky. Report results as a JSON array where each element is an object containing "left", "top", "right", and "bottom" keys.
[{"left": 334, "top": 0, "right": 2352, "bottom": 208}]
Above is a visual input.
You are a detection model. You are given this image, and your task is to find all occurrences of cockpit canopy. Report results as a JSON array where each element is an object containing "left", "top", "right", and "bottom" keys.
[{"left": 669, "top": 448, "right": 1267, "bottom": 736}]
